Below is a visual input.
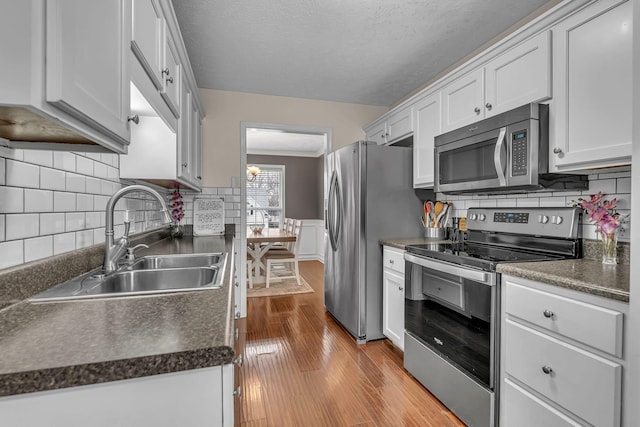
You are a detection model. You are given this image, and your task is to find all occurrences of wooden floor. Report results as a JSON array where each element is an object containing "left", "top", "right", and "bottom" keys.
[{"left": 238, "top": 260, "right": 466, "bottom": 427}]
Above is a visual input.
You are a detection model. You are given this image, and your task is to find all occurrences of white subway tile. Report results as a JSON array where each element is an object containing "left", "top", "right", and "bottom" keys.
[
  {"left": 93, "top": 227, "right": 105, "bottom": 244},
  {"left": 610, "top": 194, "right": 631, "bottom": 210},
  {"left": 53, "top": 152, "right": 76, "bottom": 172},
  {"left": 0, "top": 240, "right": 24, "bottom": 269},
  {"left": 24, "top": 189, "right": 54, "bottom": 212},
  {"left": 101, "top": 179, "right": 114, "bottom": 195},
  {"left": 107, "top": 166, "right": 119, "bottom": 181},
  {"left": 76, "top": 229, "right": 94, "bottom": 249},
  {"left": 65, "top": 212, "right": 86, "bottom": 232},
  {"left": 582, "top": 223, "right": 598, "bottom": 240},
  {"left": 85, "top": 211, "right": 102, "bottom": 228},
  {"left": 94, "top": 195, "right": 109, "bottom": 211},
  {"left": 0, "top": 147, "right": 24, "bottom": 161},
  {"left": 100, "top": 153, "right": 112, "bottom": 165},
  {"left": 589, "top": 179, "right": 616, "bottom": 195},
  {"left": 516, "top": 198, "right": 539, "bottom": 207},
  {"left": 0, "top": 158, "right": 5, "bottom": 185},
  {"left": 113, "top": 210, "right": 125, "bottom": 225},
  {"left": 24, "top": 235, "right": 53, "bottom": 263},
  {"left": 86, "top": 153, "right": 102, "bottom": 162},
  {"left": 54, "top": 232, "right": 76, "bottom": 255},
  {"left": 23, "top": 151, "right": 53, "bottom": 167},
  {"left": 65, "top": 173, "right": 86, "bottom": 193},
  {"left": 617, "top": 177, "right": 631, "bottom": 194},
  {"left": 5, "top": 213, "right": 39, "bottom": 240},
  {"left": 539, "top": 197, "right": 568, "bottom": 207},
  {"left": 219, "top": 188, "right": 233, "bottom": 195},
  {"left": 0, "top": 186, "right": 24, "bottom": 213},
  {"left": 6, "top": 160, "right": 39, "bottom": 188},
  {"left": 40, "top": 167, "right": 66, "bottom": 191},
  {"left": 94, "top": 162, "right": 108, "bottom": 179},
  {"left": 76, "top": 194, "right": 94, "bottom": 211},
  {"left": 54, "top": 192, "right": 76, "bottom": 212},
  {"left": 0, "top": 214, "right": 4, "bottom": 241},
  {"left": 233, "top": 188, "right": 241, "bottom": 195},
  {"left": 496, "top": 199, "right": 514, "bottom": 208},
  {"left": 478, "top": 199, "right": 497, "bottom": 208},
  {"left": 85, "top": 177, "right": 101, "bottom": 194},
  {"left": 40, "top": 213, "right": 66, "bottom": 235},
  {"left": 76, "top": 156, "right": 93, "bottom": 176}
]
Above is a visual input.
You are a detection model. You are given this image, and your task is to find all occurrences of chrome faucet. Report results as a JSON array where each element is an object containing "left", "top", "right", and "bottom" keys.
[{"left": 103, "top": 185, "right": 172, "bottom": 274}]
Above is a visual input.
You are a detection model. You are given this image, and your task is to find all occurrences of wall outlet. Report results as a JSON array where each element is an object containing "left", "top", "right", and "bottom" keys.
[{"left": 618, "top": 217, "right": 631, "bottom": 242}]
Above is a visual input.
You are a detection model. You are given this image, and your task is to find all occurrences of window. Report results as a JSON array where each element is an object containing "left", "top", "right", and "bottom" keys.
[{"left": 246, "top": 165, "right": 285, "bottom": 229}]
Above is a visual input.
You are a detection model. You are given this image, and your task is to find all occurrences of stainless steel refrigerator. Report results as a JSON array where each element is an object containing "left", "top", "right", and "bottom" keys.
[{"left": 324, "top": 140, "right": 428, "bottom": 343}]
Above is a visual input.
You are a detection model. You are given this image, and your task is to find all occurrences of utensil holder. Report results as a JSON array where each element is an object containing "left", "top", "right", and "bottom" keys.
[{"left": 424, "top": 227, "right": 447, "bottom": 240}]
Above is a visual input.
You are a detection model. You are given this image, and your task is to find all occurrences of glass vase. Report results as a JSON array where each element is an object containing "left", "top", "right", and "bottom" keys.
[
  {"left": 170, "top": 223, "right": 184, "bottom": 238},
  {"left": 600, "top": 230, "right": 618, "bottom": 265}
]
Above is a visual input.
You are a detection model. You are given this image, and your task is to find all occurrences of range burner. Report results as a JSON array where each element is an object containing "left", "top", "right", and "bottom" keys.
[{"left": 406, "top": 207, "right": 583, "bottom": 272}]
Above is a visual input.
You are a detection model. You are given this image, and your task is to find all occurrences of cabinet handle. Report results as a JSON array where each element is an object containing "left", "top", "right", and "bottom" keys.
[
  {"left": 474, "top": 107, "right": 481, "bottom": 114},
  {"left": 127, "top": 115, "right": 139, "bottom": 124},
  {"left": 233, "top": 386, "right": 242, "bottom": 398},
  {"left": 162, "top": 68, "right": 170, "bottom": 76},
  {"left": 553, "top": 147, "right": 563, "bottom": 154},
  {"left": 197, "top": 175, "right": 202, "bottom": 180},
  {"left": 234, "top": 354, "right": 244, "bottom": 367},
  {"left": 166, "top": 76, "right": 174, "bottom": 84},
  {"left": 543, "top": 310, "right": 554, "bottom": 318},
  {"left": 182, "top": 162, "right": 188, "bottom": 168},
  {"left": 541, "top": 366, "right": 553, "bottom": 375},
  {"left": 485, "top": 103, "right": 492, "bottom": 110},
  {"left": 398, "top": 286, "right": 403, "bottom": 291},
  {"left": 389, "top": 259, "right": 394, "bottom": 264},
  {"left": 235, "top": 311, "right": 241, "bottom": 319}
]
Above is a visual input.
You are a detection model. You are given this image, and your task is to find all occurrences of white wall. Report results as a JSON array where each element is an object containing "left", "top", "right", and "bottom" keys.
[{"left": 198, "top": 89, "right": 388, "bottom": 187}]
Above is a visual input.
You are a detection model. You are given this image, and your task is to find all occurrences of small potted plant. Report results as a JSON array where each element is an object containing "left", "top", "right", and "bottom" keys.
[
  {"left": 168, "top": 188, "right": 185, "bottom": 238},
  {"left": 573, "top": 192, "right": 621, "bottom": 264}
]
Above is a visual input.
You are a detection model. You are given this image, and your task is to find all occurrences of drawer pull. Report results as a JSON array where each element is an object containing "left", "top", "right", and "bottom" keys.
[
  {"left": 542, "top": 365, "right": 553, "bottom": 375},
  {"left": 543, "top": 310, "right": 554, "bottom": 318}
]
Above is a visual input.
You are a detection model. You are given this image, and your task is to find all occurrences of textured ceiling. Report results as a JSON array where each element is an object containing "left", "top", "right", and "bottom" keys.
[{"left": 172, "top": 0, "right": 553, "bottom": 107}]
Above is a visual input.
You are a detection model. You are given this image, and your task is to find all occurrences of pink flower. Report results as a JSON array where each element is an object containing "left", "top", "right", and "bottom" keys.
[
  {"left": 168, "top": 189, "right": 185, "bottom": 223},
  {"left": 572, "top": 192, "right": 620, "bottom": 237}
]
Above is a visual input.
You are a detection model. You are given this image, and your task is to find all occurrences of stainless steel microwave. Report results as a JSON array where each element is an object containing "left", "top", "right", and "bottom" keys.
[{"left": 434, "top": 103, "right": 587, "bottom": 194}]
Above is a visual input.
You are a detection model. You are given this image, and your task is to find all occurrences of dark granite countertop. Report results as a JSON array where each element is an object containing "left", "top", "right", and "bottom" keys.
[
  {"left": 0, "top": 233, "right": 236, "bottom": 397},
  {"left": 380, "top": 237, "right": 451, "bottom": 250},
  {"left": 497, "top": 259, "right": 630, "bottom": 303}
]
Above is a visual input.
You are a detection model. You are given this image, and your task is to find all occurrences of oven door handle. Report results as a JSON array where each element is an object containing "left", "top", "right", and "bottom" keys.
[{"left": 404, "top": 253, "right": 493, "bottom": 285}]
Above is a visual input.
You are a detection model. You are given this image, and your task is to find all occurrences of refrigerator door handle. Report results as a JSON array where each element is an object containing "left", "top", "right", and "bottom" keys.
[
  {"left": 328, "top": 171, "right": 338, "bottom": 251},
  {"left": 333, "top": 172, "right": 342, "bottom": 249}
]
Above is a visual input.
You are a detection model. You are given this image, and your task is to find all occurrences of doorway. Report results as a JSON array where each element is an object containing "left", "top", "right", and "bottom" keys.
[{"left": 238, "top": 122, "right": 332, "bottom": 317}]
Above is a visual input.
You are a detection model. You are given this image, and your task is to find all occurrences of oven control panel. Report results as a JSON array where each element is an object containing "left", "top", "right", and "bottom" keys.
[{"left": 466, "top": 207, "right": 581, "bottom": 239}]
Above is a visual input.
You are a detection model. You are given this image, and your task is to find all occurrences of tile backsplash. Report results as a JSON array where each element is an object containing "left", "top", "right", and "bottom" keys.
[
  {"left": 438, "top": 168, "right": 632, "bottom": 242},
  {"left": 0, "top": 147, "right": 240, "bottom": 270}
]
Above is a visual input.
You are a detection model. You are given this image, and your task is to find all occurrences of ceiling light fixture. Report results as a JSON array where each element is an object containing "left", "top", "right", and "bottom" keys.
[{"left": 247, "top": 165, "right": 260, "bottom": 182}]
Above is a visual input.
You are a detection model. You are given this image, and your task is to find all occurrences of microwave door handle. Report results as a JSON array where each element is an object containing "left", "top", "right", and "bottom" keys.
[{"left": 494, "top": 127, "right": 507, "bottom": 186}]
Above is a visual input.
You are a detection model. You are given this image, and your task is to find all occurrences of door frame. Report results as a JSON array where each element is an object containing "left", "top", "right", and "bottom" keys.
[{"left": 238, "top": 122, "right": 332, "bottom": 317}]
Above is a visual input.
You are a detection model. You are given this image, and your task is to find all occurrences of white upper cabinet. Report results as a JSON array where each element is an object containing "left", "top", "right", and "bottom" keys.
[
  {"left": 131, "top": 0, "right": 164, "bottom": 90},
  {"left": 161, "top": 35, "right": 181, "bottom": 117},
  {"left": 0, "top": 0, "right": 131, "bottom": 152},
  {"left": 442, "top": 31, "right": 551, "bottom": 133},
  {"left": 365, "top": 105, "right": 414, "bottom": 145},
  {"left": 550, "top": 0, "right": 632, "bottom": 171},
  {"left": 441, "top": 68, "right": 485, "bottom": 132},
  {"left": 413, "top": 91, "right": 441, "bottom": 188},
  {"left": 485, "top": 31, "right": 551, "bottom": 117}
]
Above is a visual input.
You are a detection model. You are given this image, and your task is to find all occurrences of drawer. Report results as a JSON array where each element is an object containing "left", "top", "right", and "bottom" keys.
[
  {"left": 505, "top": 281, "right": 623, "bottom": 357},
  {"left": 504, "top": 319, "right": 622, "bottom": 427},
  {"left": 382, "top": 246, "right": 404, "bottom": 275},
  {"left": 502, "top": 379, "right": 582, "bottom": 427},
  {"left": 422, "top": 270, "right": 463, "bottom": 310}
]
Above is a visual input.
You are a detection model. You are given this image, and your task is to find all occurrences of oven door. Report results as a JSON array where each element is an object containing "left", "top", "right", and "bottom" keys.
[{"left": 404, "top": 252, "right": 497, "bottom": 390}]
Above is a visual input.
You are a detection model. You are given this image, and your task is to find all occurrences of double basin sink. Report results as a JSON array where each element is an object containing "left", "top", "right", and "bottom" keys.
[{"left": 30, "top": 253, "right": 227, "bottom": 302}]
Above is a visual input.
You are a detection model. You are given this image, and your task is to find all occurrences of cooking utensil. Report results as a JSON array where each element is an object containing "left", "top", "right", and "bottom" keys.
[
  {"left": 434, "top": 204, "right": 447, "bottom": 228},
  {"left": 424, "top": 201, "right": 433, "bottom": 227},
  {"left": 441, "top": 202, "right": 452, "bottom": 229},
  {"left": 432, "top": 201, "right": 444, "bottom": 227},
  {"left": 420, "top": 215, "right": 427, "bottom": 228}
]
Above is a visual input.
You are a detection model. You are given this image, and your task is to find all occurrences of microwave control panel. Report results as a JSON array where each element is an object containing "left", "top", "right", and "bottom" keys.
[{"left": 511, "top": 130, "right": 528, "bottom": 176}]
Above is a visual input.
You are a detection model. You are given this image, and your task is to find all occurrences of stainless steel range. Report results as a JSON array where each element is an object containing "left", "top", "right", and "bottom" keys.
[{"left": 403, "top": 207, "right": 582, "bottom": 427}]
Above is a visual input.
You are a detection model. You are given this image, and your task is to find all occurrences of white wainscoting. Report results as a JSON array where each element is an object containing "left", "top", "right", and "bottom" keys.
[{"left": 297, "top": 219, "right": 325, "bottom": 262}]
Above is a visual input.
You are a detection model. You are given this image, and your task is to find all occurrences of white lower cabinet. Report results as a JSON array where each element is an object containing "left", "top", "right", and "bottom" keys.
[
  {"left": 382, "top": 246, "right": 405, "bottom": 350},
  {"left": 501, "top": 275, "right": 627, "bottom": 427},
  {"left": 0, "top": 365, "right": 235, "bottom": 427}
]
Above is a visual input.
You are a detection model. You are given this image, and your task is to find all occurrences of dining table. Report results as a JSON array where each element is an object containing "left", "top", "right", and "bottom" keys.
[{"left": 246, "top": 227, "right": 297, "bottom": 283}]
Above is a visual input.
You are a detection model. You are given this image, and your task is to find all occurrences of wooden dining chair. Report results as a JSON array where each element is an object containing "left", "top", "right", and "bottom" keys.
[
  {"left": 264, "top": 220, "right": 302, "bottom": 288},
  {"left": 270, "top": 217, "right": 295, "bottom": 251},
  {"left": 246, "top": 258, "right": 254, "bottom": 289}
]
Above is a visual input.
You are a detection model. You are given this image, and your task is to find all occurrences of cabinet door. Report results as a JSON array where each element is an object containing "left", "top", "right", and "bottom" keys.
[
  {"left": 177, "top": 79, "right": 192, "bottom": 183},
  {"left": 161, "top": 35, "right": 181, "bottom": 118},
  {"left": 383, "top": 269, "right": 405, "bottom": 350},
  {"left": 365, "top": 121, "right": 387, "bottom": 145},
  {"left": 386, "top": 105, "right": 413, "bottom": 143},
  {"left": 485, "top": 31, "right": 552, "bottom": 117},
  {"left": 46, "top": 0, "right": 130, "bottom": 146},
  {"left": 131, "top": 0, "right": 164, "bottom": 90},
  {"left": 441, "top": 68, "right": 484, "bottom": 132},
  {"left": 551, "top": 0, "right": 632, "bottom": 171},
  {"left": 190, "top": 102, "right": 203, "bottom": 185},
  {"left": 413, "top": 92, "right": 441, "bottom": 188}
]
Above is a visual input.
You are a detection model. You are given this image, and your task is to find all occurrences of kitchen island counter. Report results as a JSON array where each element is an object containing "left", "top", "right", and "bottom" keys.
[{"left": 0, "top": 233, "right": 236, "bottom": 397}]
